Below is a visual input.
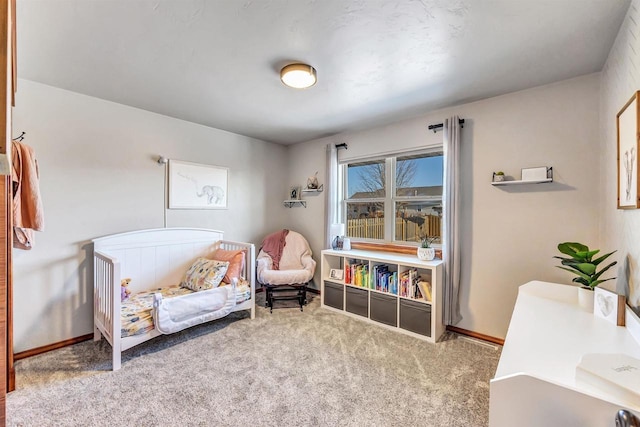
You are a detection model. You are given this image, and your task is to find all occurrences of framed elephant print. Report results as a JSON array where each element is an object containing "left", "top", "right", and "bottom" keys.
[{"left": 169, "top": 160, "right": 228, "bottom": 209}]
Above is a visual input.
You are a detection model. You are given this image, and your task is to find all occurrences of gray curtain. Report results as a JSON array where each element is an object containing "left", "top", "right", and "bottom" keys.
[
  {"left": 325, "top": 143, "right": 339, "bottom": 249},
  {"left": 443, "top": 116, "right": 462, "bottom": 325}
]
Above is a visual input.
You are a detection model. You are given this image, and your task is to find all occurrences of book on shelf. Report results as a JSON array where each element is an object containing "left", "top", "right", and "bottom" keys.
[
  {"left": 399, "top": 268, "right": 419, "bottom": 298},
  {"left": 345, "top": 260, "right": 351, "bottom": 284},
  {"left": 349, "top": 262, "right": 368, "bottom": 288},
  {"left": 371, "top": 264, "right": 397, "bottom": 294},
  {"left": 417, "top": 280, "right": 432, "bottom": 302}
]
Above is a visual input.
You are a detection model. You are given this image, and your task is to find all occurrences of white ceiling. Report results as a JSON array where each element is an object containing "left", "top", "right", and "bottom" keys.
[{"left": 17, "top": 0, "right": 630, "bottom": 145}]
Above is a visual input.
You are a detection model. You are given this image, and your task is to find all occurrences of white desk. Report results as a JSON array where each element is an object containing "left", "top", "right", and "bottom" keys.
[{"left": 490, "top": 281, "right": 640, "bottom": 426}]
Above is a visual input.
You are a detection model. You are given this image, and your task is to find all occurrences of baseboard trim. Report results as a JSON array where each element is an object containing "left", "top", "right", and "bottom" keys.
[
  {"left": 446, "top": 325, "right": 504, "bottom": 346},
  {"left": 14, "top": 333, "right": 94, "bottom": 361}
]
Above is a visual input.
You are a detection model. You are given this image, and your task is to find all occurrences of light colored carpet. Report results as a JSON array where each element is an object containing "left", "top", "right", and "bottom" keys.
[{"left": 7, "top": 293, "right": 501, "bottom": 426}]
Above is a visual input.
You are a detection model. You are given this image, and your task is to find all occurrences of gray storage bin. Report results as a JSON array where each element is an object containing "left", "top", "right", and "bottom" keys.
[
  {"left": 345, "top": 286, "right": 369, "bottom": 317},
  {"left": 324, "top": 281, "right": 344, "bottom": 310},
  {"left": 399, "top": 299, "right": 431, "bottom": 337},
  {"left": 370, "top": 292, "right": 397, "bottom": 326}
]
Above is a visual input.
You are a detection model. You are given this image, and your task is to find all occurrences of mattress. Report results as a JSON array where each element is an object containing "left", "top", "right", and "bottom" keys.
[{"left": 121, "top": 281, "right": 251, "bottom": 338}]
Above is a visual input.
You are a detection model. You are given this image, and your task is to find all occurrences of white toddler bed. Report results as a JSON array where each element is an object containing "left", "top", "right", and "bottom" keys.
[{"left": 93, "top": 228, "right": 255, "bottom": 370}]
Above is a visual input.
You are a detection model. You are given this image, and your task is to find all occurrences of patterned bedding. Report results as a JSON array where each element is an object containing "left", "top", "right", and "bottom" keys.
[{"left": 121, "top": 280, "right": 251, "bottom": 338}]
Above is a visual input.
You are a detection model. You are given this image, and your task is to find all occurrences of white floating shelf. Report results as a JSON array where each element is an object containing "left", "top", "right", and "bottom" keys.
[
  {"left": 283, "top": 200, "right": 306, "bottom": 208},
  {"left": 491, "top": 178, "right": 553, "bottom": 186},
  {"left": 302, "top": 184, "right": 323, "bottom": 193}
]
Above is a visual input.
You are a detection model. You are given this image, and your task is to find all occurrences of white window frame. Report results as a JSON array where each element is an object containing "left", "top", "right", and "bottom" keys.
[{"left": 341, "top": 147, "right": 443, "bottom": 246}]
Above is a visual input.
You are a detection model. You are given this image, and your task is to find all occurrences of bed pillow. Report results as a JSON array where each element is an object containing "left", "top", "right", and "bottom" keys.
[
  {"left": 181, "top": 258, "right": 229, "bottom": 291},
  {"left": 212, "top": 249, "right": 245, "bottom": 284}
]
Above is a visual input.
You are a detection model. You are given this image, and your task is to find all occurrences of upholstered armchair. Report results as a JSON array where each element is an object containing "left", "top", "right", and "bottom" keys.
[{"left": 257, "top": 230, "right": 316, "bottom": 312}]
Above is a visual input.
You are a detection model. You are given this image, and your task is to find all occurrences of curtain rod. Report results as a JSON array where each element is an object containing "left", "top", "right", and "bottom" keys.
[
  {"left": 335, "top": 143, "right": 348, "bottom": 150},
  {"left": 428, "top": 119, "right": 465, "bottom": 133}
]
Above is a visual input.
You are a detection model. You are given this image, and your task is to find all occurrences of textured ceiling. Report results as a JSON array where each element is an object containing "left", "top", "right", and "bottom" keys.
[{"left": 17, "top": 0, "right": 630, "bottom": 145}]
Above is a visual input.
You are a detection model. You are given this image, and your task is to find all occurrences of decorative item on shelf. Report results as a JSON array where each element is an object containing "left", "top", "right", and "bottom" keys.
[
  {"left": 330, "top": 223, "right": 346, "bottom": 250},
  {"left": 306, "top": 172, "right": 319, "bottom": 189},
  {"left": 329, "top": 269, "right": 344, "bottom": 280},
  {"left": 492, "top": 171, "right": 505, "bottom": 182},
  {"left": 554, "top": 242, "right": 617, "bottom": 312},
  {"left": 417, "top": 235, "right": 437, "bottom": 261},
  {"left": 289, "top": 186, "right": 301, "bottom": 201},
  {"left": 342, "top": 237, "right": 351, "bottom": 251},
  {"left": 521, "top": 166, "right": 549, "bottom": 181}
]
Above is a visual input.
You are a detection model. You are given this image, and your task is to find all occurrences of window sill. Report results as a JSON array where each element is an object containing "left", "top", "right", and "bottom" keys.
[{"left": 350, "top": 241, "right": 443, "bottom": 259}]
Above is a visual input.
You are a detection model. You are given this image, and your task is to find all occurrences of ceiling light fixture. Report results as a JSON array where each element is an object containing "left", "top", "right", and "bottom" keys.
[{"left": 280, "top": 63, "right": 317, "bottom": 89}]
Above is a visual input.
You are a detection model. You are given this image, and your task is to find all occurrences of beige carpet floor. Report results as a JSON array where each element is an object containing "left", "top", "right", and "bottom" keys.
[{"left": 7, "top": 293, "right": 501, "bottom": 426}]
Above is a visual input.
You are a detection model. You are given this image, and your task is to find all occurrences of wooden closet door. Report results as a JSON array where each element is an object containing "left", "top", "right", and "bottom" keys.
[
  {"left": 0, "top": 0, "right": 18, "bottom": 422},
  {"left": 0, "top": 177, "right": 8, "bottom": 425}
]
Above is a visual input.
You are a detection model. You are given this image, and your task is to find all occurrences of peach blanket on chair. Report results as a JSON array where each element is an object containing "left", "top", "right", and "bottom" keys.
[{"left": 260, "top": 229, "right": 289, "bottom": 270}]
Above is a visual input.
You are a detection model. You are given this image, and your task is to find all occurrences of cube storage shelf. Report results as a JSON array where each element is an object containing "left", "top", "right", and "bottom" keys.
[{"left": 321, "top": 249, "right": 444, "bottom": 343}]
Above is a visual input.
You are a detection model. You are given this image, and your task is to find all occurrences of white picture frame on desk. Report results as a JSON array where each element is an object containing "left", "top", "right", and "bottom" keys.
[{"left": 594, "top": 287, "right": 624, "bottom": 326}]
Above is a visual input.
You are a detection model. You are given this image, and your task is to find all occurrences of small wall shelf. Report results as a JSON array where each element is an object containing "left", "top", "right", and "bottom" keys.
[
  {"left": 302, "top": 184, "right": 323, "bottom": 193},
  {"left": 492, "top": 166, "right": 553, "bottom": 186},
  {"left": 491, "top": 178, "right": 553, "bottom": 186},
  {"left": 283, "top": 200, "right": 306, "bottom": 208}
]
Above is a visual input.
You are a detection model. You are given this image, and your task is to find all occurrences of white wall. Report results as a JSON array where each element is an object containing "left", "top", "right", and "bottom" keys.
[
  {"left": 600, "top": 0, "right": 640, "bottom": 310},
  {"left": 12, "top": 79, "right": 288, "bottom": 352},
  {"left": 288, "top": 73, "right": 601, "bottom": 339}
]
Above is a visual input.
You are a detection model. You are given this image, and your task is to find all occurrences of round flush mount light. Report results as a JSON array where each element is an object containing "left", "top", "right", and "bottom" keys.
[{"left": 280, "top": 63, "right": 317, "bottom": 89}]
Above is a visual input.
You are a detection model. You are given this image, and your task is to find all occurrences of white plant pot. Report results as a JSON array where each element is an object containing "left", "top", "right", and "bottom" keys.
[
  {"left": 578, "top": 287, "right": 594, "bottom": 312},
  {"left": 494, "top": 175, "right": 505, "bottom": 182},
  {"left": 417, "top": 247, "right": 435, "bottom": 261}
]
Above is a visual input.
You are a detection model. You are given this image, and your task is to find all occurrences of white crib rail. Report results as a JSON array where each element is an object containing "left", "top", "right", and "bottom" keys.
[
  {"left": 217, "top": 240, "right": 256, "bottom": 319},
  {"left": 94, "top": 250, "right": 122, "bottom": 370}
]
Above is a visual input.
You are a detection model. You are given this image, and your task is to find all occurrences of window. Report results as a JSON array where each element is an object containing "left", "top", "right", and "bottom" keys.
[{"left": 343, "top": 150, "right": 443, "bottom": 244}]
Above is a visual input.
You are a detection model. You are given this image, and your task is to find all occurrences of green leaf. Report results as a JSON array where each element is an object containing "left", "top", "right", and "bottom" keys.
[
  {"left": 591, "top": 261, "right": 617, "bottom": 280},
  {"left": 557, "top": 266, "right": 592, "bottom": 282},
  {"left": 574, "top": 263, "right": 596, "bottom": 275},
  {"left": 574, "top": 251, "right": 590, "bottom": 260},
  {"left": 560, "top": 260, "right": 596, "bottom": 275},
  {"left": 572, "top": 277, "right": 589, "bottom": 286},
  {"left": 591, "top": 251, "right": 616, "bottom": 266},
  {"left": 558, "top": 242, "right": 588, "bottom": 257},
  {"left": 585, "top": 250, "right": 600, "bottom": 261},
  {"left": 558, "top": 262, "right": 587, "bottom": 274},
  {"left": 589, "top": 277, "right": 616, "bottom": 288}
]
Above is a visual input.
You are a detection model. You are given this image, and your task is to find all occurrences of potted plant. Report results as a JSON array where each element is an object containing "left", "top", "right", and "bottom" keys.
[
  {"left": 554, "top": 242, "right": 617, "bottom": 310},
  {"left": 417, "top": 236, "right": 437, "bottom": 261},
  {"left": 493, "top": 171, "right": 505, "bottom": 182}
]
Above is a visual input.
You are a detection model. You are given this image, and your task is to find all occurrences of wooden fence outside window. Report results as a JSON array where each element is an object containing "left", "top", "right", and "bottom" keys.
[{"left": 347, "top": 216, "right": 441, "bottom": 241}]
